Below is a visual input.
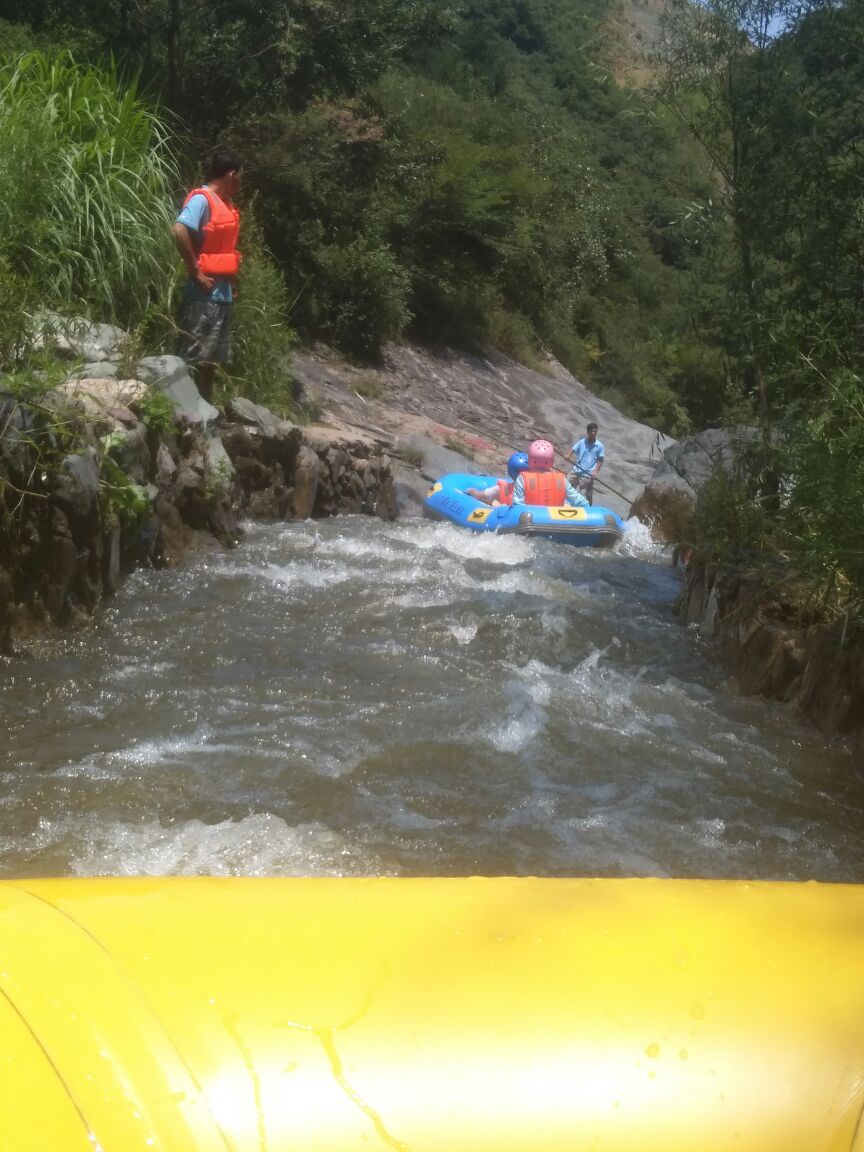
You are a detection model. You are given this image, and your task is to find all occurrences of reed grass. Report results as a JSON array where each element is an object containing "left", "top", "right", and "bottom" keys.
[{"left": 0, "top": 51, "right": 178, "bottom": 333}]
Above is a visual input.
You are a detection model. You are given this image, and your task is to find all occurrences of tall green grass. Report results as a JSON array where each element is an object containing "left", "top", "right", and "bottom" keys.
[
  {"left": 0, "top": 51, "right": 178, "bottom": 334},
  {"left": 690, "top": 373, "right": 864, "bottom": 621}
]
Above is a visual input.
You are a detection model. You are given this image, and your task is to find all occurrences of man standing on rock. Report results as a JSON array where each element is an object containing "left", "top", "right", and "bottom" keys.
[
  {"left": 568, "top": 422, "right": 604, "bottom": 505},
  {"left": 172, "top": 150, "right": 242, "bottom": 404}
]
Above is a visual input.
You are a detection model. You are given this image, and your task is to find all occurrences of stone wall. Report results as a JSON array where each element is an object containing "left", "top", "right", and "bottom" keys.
[
  {"left": 678, "top": 561, "right": 864, "bottom": 742},
  {"left": 1, "top": 358, "right": 397, "bottom": 654}
]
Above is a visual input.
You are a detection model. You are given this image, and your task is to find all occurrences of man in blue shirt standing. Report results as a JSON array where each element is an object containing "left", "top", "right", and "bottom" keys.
[
  {"left": 172, "top": 150, "right": 242, "bottom": 403},
  {"left": 568, "top": 422, "right": 605, "bottom": 505}
]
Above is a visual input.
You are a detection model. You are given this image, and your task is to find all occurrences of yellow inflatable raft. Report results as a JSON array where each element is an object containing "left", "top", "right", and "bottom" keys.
[{"left": 2, "top": 877, "right": 864, "bottom": 1151}]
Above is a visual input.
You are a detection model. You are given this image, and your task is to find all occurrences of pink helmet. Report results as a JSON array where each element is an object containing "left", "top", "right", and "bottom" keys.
[{"left": 528, "top": 439, "right": 555, "bottom": 470}]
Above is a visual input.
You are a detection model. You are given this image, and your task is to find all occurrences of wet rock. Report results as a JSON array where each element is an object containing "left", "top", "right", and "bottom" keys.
[
  {"left": 678, "top": 561, "right": 864, "bottom": 737},
  {"left": 52, "top": 450, "right": 99, "bottom": 520},
  {"left": 138, "top": 357, "right": 219, "bottom": 429},
  {"left": 0, "top": 393, "right": 41, "bottom": 481},
  {"left": 108, "top": 424, "right": 151, "bottom": 485},
  {"left": 58, "top": 377, "right": 147, "bottom": 424},
  {"left": 102, "top": 523, "right": 122, "bottom": 594},
  {"left": 155, "top": 443, "right": 177, "bottom": 488},
  {"left": 0, "top": 566, "right": 13, "bottom": 654},
  {"left": 293, "top": 445, "right": 320, "bottom": 519},
  {"left": 67, "top": 361, "right": 119, "bottom": 381},
  {"left": 629, "top": 427, "right": 757, "bottom": 542},
  {"left": 225, "top": 397, "right": 282, "bottom": 431}
]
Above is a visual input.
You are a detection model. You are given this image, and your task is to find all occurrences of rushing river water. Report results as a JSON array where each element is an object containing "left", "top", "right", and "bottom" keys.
[{"left": 1, "top": 516, "right": 862, "bottom": 880}]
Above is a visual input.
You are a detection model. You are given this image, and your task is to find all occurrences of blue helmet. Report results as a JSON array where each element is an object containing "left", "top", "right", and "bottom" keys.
[{"left": 507, "top": 451, "right": 529, "bottom": 480}]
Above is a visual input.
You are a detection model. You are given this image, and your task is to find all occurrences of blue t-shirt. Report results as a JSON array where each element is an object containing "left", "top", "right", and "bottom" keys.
[
  {"left": 571, "top": 437, "right": 605, "bottom": 476},
  {"left": 176, "top": 189, "right": 233, "bottom": 303}
]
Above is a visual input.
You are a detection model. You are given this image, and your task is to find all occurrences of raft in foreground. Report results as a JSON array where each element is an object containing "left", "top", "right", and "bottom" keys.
[
  {"left": 424, "top": 472, "right": 625, "bottom": 547},
  {"left": 2, "top": 877, "right": 864, "bottom": 1151}
]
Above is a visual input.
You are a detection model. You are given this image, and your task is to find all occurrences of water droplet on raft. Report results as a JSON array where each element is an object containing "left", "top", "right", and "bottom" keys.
[
  {"left": 679, "top": 1049, "right": 689, "bottom": 1060},
  {"left": 645, "top": 1043, "right": 660, "bottom": 1059}
]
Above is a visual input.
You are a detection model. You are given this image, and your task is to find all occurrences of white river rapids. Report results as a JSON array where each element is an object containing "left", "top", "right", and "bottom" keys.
[{"left": 1, "top": 516, "right": 862, "bottom": 880}]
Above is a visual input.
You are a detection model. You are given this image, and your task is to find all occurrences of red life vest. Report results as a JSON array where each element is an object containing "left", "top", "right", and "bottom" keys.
[
  {"left": 521, "top": 470, "right": 567, "bottom": 507},
  {"left": 184, "top": 186, "right": 241, "bottom": 277},
  {"left": 496, "top": 479, "right": 514, "bottom": 506}
]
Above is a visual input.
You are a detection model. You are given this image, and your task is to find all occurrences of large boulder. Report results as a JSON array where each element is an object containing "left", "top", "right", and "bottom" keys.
[
  {"left": 107, "top": 424, "right": 151, "bottom": 485},
  {"left": 137, "top": 356, "right": 219, "bottom": 429},
  {"left": 629, "top": 426, "right": 757, "bottom": 542},
  {"left": 224, "top": 396, "right": 283, "bottom": 431},
  {"left": 293, "top": 445, "right": 321, "bottom": 519},
  {"left": 52, "top": 449, "right": 100, "bottom": 520},
  {"left": 0, "top": 393, "right": 42, "bottom": 481},
  {"left": 36, "top": 314, "right": 126, "bottom": 363}
]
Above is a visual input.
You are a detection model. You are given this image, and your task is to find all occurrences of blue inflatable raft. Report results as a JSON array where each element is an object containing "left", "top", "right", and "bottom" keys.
[{"left": 424, "top": 473, "right": 625, "bottom": 548}]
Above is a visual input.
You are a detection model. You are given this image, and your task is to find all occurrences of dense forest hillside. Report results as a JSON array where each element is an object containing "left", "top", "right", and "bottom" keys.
[{"left": 0, "top": 0, "right": 728, "bottom": 433}]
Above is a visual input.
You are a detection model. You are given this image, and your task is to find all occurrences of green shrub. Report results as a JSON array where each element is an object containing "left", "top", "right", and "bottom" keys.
[
  {"left": 318, "top": 235, "right": 411, "bottom": 361},
  {"left": 692, "top": 463, "right": 773, "bottom": 565},
  {"left": 483, "top": 307, "right": 542, "bottom": 370},
  {"left": 218, "top": 209, "right": 297, "bottom": 415},
  {"left": 133, "top": 388, "right": 177, "bottom": 438},
  {"left": 779, "top": 371, "right": 864, "bottom": 616},
  {"left": 99, "top": 451, "right": 150, "bottom": 525}
]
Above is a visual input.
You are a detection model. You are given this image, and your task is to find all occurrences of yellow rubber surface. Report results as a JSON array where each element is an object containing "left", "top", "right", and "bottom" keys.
[{"left": 2, "top": 877, "right": 864, "bottom": 1151}]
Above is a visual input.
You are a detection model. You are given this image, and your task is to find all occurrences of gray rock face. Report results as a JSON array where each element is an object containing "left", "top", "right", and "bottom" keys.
[
  {"left": 661, "top": 427, "right": 758, "bottom": 494},
  {"left": 225, "top": 397, "right": 282, "bottom": 431},
  {"left": 0, "top": 394, "right": 42, "bottom": 480},
  {"left": 629, "top": 426, "right": 758, "bottom": 542},
  {"left": 67, "top": 361, "right": 119, "bottom": 380},
  {"left": 155, "top": 443, "right": 177, "bottom": 488},
  {"left": 203, "top": 431, "right": 236, "bottom": 488},
  {"left": 678, "top": 562, "right": 864, "bottom": 736},
  {"left": 292, "top": 344, "right": 672, "bottom": 519},
  {"left": 137, "top": 357, "right": 219, "bottom": 428},
  {"left": 292, "top": 445, "right": 320, "bottom": 519},
  {"left": 108, "top": 424, "right": 151, "bottom": 485},
  {"left": 53, "top": 450, "right": 100, "bottom": 519},
  {"left": 38, "top": 314, "right": 126, "bottom": 363},
  {"left": 136, "top": 355, "right": 191, "bottom": 390}
]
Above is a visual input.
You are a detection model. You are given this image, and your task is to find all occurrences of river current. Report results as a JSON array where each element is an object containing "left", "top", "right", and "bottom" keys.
[{"left": 1, "top": 516, "right": 862, "bottom": 880}]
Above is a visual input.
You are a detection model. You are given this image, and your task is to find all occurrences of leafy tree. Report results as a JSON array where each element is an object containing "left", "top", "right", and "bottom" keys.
[{"left": 653, "top": 0, "right": 821, "bottom": 428}]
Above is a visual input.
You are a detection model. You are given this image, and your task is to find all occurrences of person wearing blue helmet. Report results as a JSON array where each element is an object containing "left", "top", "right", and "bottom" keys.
[{"left": 465, "top": 451, "right": 529, "bottom": 506}]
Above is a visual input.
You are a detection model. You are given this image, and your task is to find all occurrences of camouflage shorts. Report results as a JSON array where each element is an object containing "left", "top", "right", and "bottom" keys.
[
  {"left": 575, "top": 474, "right": 594, "bottom": 504},
  {"left": 176, "top": 299, "right": 232, "bottom": 365}
]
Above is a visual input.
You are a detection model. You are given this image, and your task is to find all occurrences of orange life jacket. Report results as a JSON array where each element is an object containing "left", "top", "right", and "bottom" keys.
[
  {"left": 521, "top": 470, "right": 567, "bottom": 507},
  {"left": 184, "top": 186, "right": 241, "bottom": 277},
  {"left": 496, "top": 479, "right": 514, "bottom": 506}
]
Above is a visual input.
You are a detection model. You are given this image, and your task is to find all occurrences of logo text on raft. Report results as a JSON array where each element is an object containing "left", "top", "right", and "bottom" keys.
[
  {"left": 440, "top": 496, "right": 464, "bottom": 513},
  {"left": 549, "top": 507, "right": 588, "bottom": 521}
]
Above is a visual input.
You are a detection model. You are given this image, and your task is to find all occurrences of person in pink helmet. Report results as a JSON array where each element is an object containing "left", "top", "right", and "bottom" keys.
[{"left": 513, "top": 439, "right": 589, "bottom": 508}]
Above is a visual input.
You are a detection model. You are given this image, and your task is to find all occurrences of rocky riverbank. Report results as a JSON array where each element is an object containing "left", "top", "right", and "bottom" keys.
[
  {"left": 0, "top": 324, "right": 396, "bottom": 654},
  {"left": 4, "top": 319, "right": 673, "bottom": 655},
  {"left": 678, "top": 560, "right": 864, "bottom": 750},
  {"left": 624, "top": 428, "right": 864, "bottom": 746}
]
